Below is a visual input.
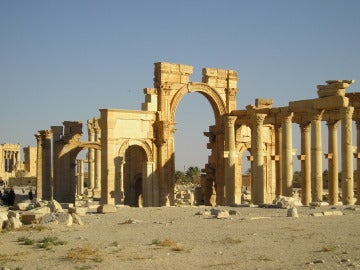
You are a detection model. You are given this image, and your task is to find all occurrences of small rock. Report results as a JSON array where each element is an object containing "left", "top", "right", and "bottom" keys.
[
  {"left": 216, "top": 210, "right": 230, "bottom": 219},
  {"left": 71, "top": 213, "right": 84, "bottom": 225},
  {"left": 287, "top": 207, "right": 299, "bottom": 218},
  {"left": 313, "top": 259, "right": 325, "bottom": 264}
]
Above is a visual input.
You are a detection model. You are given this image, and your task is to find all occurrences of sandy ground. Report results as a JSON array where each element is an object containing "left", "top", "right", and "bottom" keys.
[{"left": 1, "top": 204, "right": 360, "bottom": 270}]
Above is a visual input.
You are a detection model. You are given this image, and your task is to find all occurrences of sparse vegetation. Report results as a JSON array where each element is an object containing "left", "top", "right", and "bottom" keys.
[
  {"left": 151, "top": 238, "right": 189, "bottom": 252},
  {"left": 321, "top": 245, "right": 337, "bottom": 252},
  {"left": 17, "top": 236, "right": 35, "bottom": 245},
  {"left": 66, "top": 245, "right": 102, "bottom": 262},
  {"left": 37, "top": 236, "right": 67, "bottom": 249}
]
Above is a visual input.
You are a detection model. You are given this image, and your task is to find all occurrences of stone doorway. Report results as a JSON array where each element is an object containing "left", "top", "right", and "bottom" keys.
[{"left": 123, "top": 145, "right": 146, "bottom": 206}]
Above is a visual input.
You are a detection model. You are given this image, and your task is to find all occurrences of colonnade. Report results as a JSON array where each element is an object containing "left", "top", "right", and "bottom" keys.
[
  {"left": 2, "top": 150, "right": 20, "bottom": 173},
  {"left": 225, "top": 81, "right": 359, "bottom": 206}
]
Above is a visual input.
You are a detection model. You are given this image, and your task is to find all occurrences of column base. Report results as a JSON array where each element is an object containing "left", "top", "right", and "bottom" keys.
[{"left": 92, "top": 188, "right": 101, "bottom": 199}]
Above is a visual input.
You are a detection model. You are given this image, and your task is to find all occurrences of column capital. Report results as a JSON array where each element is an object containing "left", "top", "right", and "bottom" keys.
[
  {"left": 39, "top": 129, "right": 52, "bottom": 140},
  {"left": 252, "top": 113, "right": 267, "bottom": 125},
  {"left": 311, "top": 110, "right": 324, "bottom": 121},
  {"left": 299, "top": 121, "right": 311, "bottom": 131},
  {"left": 224, "top": 115, "right": 237, "bottom": 127}
]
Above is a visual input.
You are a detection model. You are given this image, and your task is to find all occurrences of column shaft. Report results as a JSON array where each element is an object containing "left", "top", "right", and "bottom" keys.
[
  {"left": 311, "top": 113, "right": 323, "bottom": 202},
  {"left": 281, "top": 113, "right": 293, "bottom": 196},
  {"left": 274, "top": 124, "right": 282, "bottom": 197},
  {"left": 327, "top": 121, "right": 339, "bottom": 205},
  {"left": 300, "top": 122, "right": 311, "bottom": 205},
  {"left": 224, "top": 115, "right": 238, "bottom": 205},
  {"left": 252, "top": 113, "right": 266, "bottom": 204},
  {"left": 341, "top": 107, "right": 354, "bottom": 205}
]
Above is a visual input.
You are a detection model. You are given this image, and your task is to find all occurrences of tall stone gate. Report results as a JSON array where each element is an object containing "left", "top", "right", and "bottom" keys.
[{"left": 100, "top": 62, "right": 239, "bottom": 206}]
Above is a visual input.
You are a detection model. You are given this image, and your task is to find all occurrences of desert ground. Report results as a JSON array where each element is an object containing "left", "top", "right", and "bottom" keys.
[{"left": 1, "top": 199, "right": 360, "bottom": 270}]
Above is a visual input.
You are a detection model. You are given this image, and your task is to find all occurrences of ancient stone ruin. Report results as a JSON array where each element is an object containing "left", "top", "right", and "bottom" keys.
[{"left": 4, "top": 62, "right": 360, "bottom": 208}]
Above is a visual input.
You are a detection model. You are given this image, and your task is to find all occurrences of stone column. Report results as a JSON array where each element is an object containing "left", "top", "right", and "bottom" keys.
[
  {"left": 35, "top": 133, "right": 43, "bottom": 200},
  {"left": 341, "top": 107, "right": 354, "bottom": 205},
  {"left": 311, "top": 111, "right": 323, "bottom": 202},
  {"left": 40, "top": 130, "right": 53, "bottom": 201},
  {"left": 281, "top": 112, "right": 293, "bottom": 196},
  {"left": 356, "top": 120, "right": 360, "bottom": 205},
  {"left": 274, "top": 123, "right": 282, "bottom": 197},
  {"left": 299, "top": 121, "right": 311, "bottom": 205},
  {"left": 252, "top": 113, "right": 266, "bottom": 204},
  {"left": 76, "top": 159, "right": 84, "bottom": 195},
  {"left": 93, "top": 126, "right": 101, "bottom": 197},
  {"left": 224, "top": 115, "right": 238, "bottom": 205},
  {"left": 326, "top": 120, "right": 339, "bottom": 205},
  {"left": 87, "top": 127, "right": 95, "bottom": 190}
]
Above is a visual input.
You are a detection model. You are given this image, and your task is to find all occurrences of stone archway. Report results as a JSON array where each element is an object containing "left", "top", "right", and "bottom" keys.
[
  {"left": 153, "top": 62, "right": 239, "bottom": 206},
  {"left": 123, "top": 145, "right": 147, "bottom": 207}
]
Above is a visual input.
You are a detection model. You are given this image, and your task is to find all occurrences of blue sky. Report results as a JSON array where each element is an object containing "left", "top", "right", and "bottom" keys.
[{"left": 1, "top": 0, "right": 359, "bottom": 171}]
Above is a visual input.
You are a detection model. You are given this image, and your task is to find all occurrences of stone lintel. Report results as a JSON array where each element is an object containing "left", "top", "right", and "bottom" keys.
[
  {"left": 313, "top": 95, "right": 349, "bottom": 110},
  {"left": 289, "top": 99, "right": 315, "bottom": 112},
  {"left": 324, "top": 153, "right": 333, "bottom": 159}
]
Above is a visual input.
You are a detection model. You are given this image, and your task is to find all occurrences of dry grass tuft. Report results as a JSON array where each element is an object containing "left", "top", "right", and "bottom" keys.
[
  {"left": 66, "top": 245, "right": 103, "bottom": 262},
  {"left": 151, "top": 238, "right": 189, "bottom": 252}
]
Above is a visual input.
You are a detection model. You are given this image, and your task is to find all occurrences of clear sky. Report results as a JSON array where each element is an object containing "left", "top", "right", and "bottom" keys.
[{"left": 1, "top": 0, "right": 359, "bottom": 171}]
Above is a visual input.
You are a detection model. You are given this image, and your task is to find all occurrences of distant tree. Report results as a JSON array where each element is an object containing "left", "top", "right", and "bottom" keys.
[
  {"left": 175, "top": 171, "right": 185, "bottom": 183},
  {"left": 185, "top": 166, "right": 200, "bottom": 179}
]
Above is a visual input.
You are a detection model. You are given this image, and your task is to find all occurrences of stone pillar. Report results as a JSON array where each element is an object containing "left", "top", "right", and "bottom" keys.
[
  {"left": 93, "top": 126, "right": 101, "bottom": 197},
  {"left": 119, "top": 158, "right": 125, "bottom": 204},
  {"left": 35, "top": 133, "right": 43, "bottom": 200},
  {"left": 311, "top": 111, "right": 323, "bottom": 202},
  {"left": 224, "top": 115, "right": 239, "bottom": 205},
  {"left": 274, "top": 123, "right": 282, "bottom": 197},
  {"left": 76, "top": 159, "right": 84, "bottom": 195},
  {"left": 341, "top": 107, "right": 354, "bottom": 205},
  {"left": 326, "top": 120, "right": 339, "bottom": 205},
  {"left": 87, "top": 127, "right": 95, "bottom": 190},
  {"left": 299, "top": 122, "right": 311, "bottom": 205},
  {"left": 281, "top": 112, "right": 293, "bottom": 196},
  {"left": 355, "top": 120, "right": 360, "bottom": 205},
  {"left": 252, "top": 113, "right": 266, "bottom": 204},
  {"left": 39, "top": 130, "right": 53, "bottom": 201}
]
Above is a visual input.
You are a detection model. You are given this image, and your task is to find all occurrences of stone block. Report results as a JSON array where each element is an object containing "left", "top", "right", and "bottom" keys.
[
  {"left": 97, "top": 204, "right": 117, "bottom": 213},
  {"left": 5, "top": 217, "right": 22, "bottom": 230},
  {"left": 71, "top": 213, "right": 84, "bottom": 225},
  {"left": 310, "top": 212, "right": 324, "bottom": 217},
  {"left": 16, "top": 202, "right": 30, "bottom": 211},
  {"left": 48, "top": 200, "right": 64, "bottom": 213},
  {"left": 68, "top": 207, "right": 88, "bottom": 216},
  {"left": 60, "top": 203, "right": 74, "bottom": 209},
  {"left": 7, "top": 210, "right": 20, "bottom": 219},
  {"left": 54, "top": 212, "right": 73, "bottom": 226},
  {"left": 21, "top": 213, "right": 43, "bottom": 225}
]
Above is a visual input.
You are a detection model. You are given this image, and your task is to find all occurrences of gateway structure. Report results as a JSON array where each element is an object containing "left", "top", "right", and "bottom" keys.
[{"left": 35, "top": 62, "right": 359, "bottom": 206}]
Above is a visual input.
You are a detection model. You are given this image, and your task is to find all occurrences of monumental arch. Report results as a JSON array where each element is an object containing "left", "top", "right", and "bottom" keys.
[{"left": 100, "top": 62, "right": 239, "bottom": 207}]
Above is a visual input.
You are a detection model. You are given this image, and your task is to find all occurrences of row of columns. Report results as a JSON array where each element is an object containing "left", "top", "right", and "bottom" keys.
[
  {"left": 224, "top": 105, "right": 358, "bottom": 206},
  {"left": 2, "top": 150, "right": 20, "bottom": 172}
]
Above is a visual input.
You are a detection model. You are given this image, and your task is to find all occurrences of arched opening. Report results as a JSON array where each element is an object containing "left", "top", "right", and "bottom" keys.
[
  {"left": 174, "top": 92, "right": 214, "bottom": 171},
  {"left": 123, "top": 145, "right": 147, "bottom": 206}
]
